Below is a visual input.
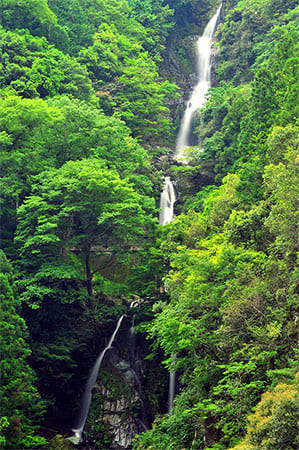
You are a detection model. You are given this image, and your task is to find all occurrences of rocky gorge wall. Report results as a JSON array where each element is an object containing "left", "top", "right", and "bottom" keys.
[{"left": 72, "top": 308, "right": 168, "bottom": 450}]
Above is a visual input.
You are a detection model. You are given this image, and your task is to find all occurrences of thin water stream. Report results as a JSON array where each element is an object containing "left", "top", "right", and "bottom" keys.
[{"left": 70, "top": 315, "right": 125, "bottom": 444}]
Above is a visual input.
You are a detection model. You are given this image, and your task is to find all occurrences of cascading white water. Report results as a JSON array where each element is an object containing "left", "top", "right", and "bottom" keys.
[
  {"left": 175, "top": 4, "right": 222, "bottom": 161},
  {"left": 159, "top": 176, "right": 176, "bottom": 225},
  {"left": 163, "top": 5, "right": 222, "bottom": 412},
  {"left": 71, "top": 315, "right": 125, "bottom": 443}
]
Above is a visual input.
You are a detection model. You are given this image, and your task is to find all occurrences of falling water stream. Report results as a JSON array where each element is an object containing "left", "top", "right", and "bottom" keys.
[
  {"left": 159, "top": 176, "right": 177, "bottom": 225},
  {"left": 70, "top": 315, "right": 125, "bottom": 443},
  {"left": 168, "top": 371, "right": 176, "bottom": 413},
  {"left": 159, "top": 4, "right": 222, "bottom": 412},
  {"left": 175, "top": 4, "right": 222, "bottom": 161}
]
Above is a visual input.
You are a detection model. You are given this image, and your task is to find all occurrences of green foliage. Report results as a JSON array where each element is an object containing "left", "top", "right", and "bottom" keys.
[
  {"left": 113, "top": 56, "right": 178, "bottom": 143},
  {"left": 48, "top": 434, "right": 73, "bottom": 450},
  {"left": 0, "top": 0, "right": 57, "bottom": 36},
  {"left": 233, "top": 375, "right": 299, "bottom": 450},
  {"left": 0, "top": 95, "right": 62, "bottom": 251},
  {"left": 0, "top": 28, "right": 94, "bottom": 100},
  {"left": 0, "top": 251, "right": 47, "bottom": 448},
  {"left": 216, "top": 0, "right": 298, "bottom": 83},
  {"left": 134, "top": 400, "right": 205, "bottom": 449},
  {"left": 0, "top": 94, "right": 157, "bottom": 252},
  {"left": 15, "top": 158, "right": 156, "bottom": 303},
  {"left": 127, "top": 0, "right": 174, "bottom": 57},
  {"left": 78, "top": 23, "right": 178, "bottom": 143},
  {"left": 196, "top": 83, "right": 250, "bottom": 183},
  {"left": 39, "top": 96, "right": 151, "bottom": 174},
  {"left": 49, "top": 0, "right": 174, "bottom": 56},
  {"left": 263, "top": 147, "right": 299, "bottom": 263},
  {"left": 196, "top": 10, "right": 298, "bottom": 198},
  {"left": 137, "top": 45, "right": 298, "bottom": 440},
  {"left": 1, "top": 0, "right": 298, "bottom": 447}
]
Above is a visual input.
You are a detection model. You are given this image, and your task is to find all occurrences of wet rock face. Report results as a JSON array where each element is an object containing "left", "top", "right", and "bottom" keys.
[
  {"left": 85, "top": 360, "right": 142, "bottom": 449},
  {"left": 83, "top": 318, "right": 147, "bottom": 450},
  {"left": 101, "top": 386, "right": 139, "bottom": 449}
]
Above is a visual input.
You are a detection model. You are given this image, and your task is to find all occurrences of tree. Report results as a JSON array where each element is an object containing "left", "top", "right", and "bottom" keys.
[
  {"left": 15, "top": 158, "right": 156, "bottom": 303},
  {"left": 233, "top": 375, "right": 299, "bottom": 450},
  {"left": 127, "top": 0, "right": 174, "bottom": 56},
  {"left": 0, "top": 95, "right": 62, "bottom": 249},
  {"left": 0, "top": 251, "right": 46, "bottom": 448},
  {"left": 78, "top": 24, "right": 178, "bottom": 143},
  {"left": 263, "top": 148, "right": 299, "bottom": 264},
  {"left": 78, "top": 23, "right": 142, "bottom": 83},
  {"left": 42, "top": 96, "right": 153, "bottom": 182},
  {"left": 50, "top": 0, "right": 147, "bottom": 54},
  {"left": 0, "top": 28, "right": 94, "bottom": 100},
  {"left": 0, "top": 0, "right": 57, "bottom": 35},
  {"left": 113, "top": 53, "right": 177, "bottom": 143}
]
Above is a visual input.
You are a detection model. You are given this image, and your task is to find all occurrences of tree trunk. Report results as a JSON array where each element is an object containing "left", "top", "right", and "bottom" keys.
[{"left": 85, "top": 250, "right": 92, "bottom": 296}]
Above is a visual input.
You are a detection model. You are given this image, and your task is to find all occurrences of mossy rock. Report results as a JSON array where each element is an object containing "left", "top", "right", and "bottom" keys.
[{"left": 48, "top": 434, "right": 75, "bottom": 449}]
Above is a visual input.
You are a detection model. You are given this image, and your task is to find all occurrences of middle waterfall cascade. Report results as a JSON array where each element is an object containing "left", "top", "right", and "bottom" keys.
[
  {"left": 72, "top": 315, "right": 125, "bottom": 443},
  {"left": 159, "top": 4, "right": 222, "bottom": 413},
  {"left": 159, "top": 176, "right": 177, "bottom": 225},
  {"left": 175, "top": 3, "right": 222, "bottom": 161}
]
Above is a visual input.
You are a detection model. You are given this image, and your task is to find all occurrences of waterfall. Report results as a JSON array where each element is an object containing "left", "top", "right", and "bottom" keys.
[
  {"left": 159, "top": 5, "right": 222, "bottom": 225},
  {"left": 159, "top": 4, "right": 222, "bottom": 413},
  {"left": 168, "top": 370, "right": 176, "bottom": 413},
  {"left": 175, "top": 4, "right": 222, "bottom": 161},
  {"left": 71, "top": 315, "right": 125, "bottom": 443},
  {"left": 159, "top": 176, "right": 176, "bottom": 225}
]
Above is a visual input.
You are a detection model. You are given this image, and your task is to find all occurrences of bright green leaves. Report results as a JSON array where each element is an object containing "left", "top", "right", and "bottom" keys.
[
  {"left": 234, "top": 375, "right": 299, "bottom": 450},
  {"left": 78, "top": 23, "right": 141, "bottom": 83},
  {"left": 148, "top": 210, "right": 297, "bottom": 444},
  {"left": 264, "top": 146, "right": 299, "bottom": 263},
  {"left": 0, "top": 251, "right": 47, "bottom": 448},
  {"left": 78, "top": 23, "right": 178, "bottom": 143},
  {"left": 43, "top": 96, "right": 150, "bottom": 173},
  {"left": 113, "top": 58, "right": 178, "bottom": 143},
  {"left": 127, "top": 0, "right": 174, "bottom": 56},
  {"left": 0, "top": 89, "right": 159, "bottom": 310},
  {"left": 15, "top": 158, "right": 156, "bottom": 304},
  {"left": 0, "top": 95, "right": 62, "bottom": 203},
  {"left": 196, "top": 1, "right": 298, "bottom": 198},
  {"left": 225, "top": 202, "right": 271, "bottom": 250},
  {"left": 0, "top": 0, "right": 57, "bottom": 34},
  {"left": 0, "top": 95, "right": 61, "bottom": 145},
  {"left": 0, "top": 1, "right": 179, "bottom": 145},
  {"left": 216, "top": 0, "right": 298, "bottom": 84},
  {"left": 144, "top": 115, "right": 298, "bottom": 444},
  {"left": 0, "top": 95, "right": 155, "bottom": 250},
  {"left": 0, "top": 28, "right": 94, "bottom": 100}
]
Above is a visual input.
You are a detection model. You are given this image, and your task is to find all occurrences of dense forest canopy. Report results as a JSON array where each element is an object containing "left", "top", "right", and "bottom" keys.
[{"left": 0, "top": 0, "right": 298, "bottom": 449}]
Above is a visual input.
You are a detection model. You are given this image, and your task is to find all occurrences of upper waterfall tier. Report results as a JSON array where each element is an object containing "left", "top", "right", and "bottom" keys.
[{"left": 175, "top": 4, "right": 222, "bottom": 160}]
